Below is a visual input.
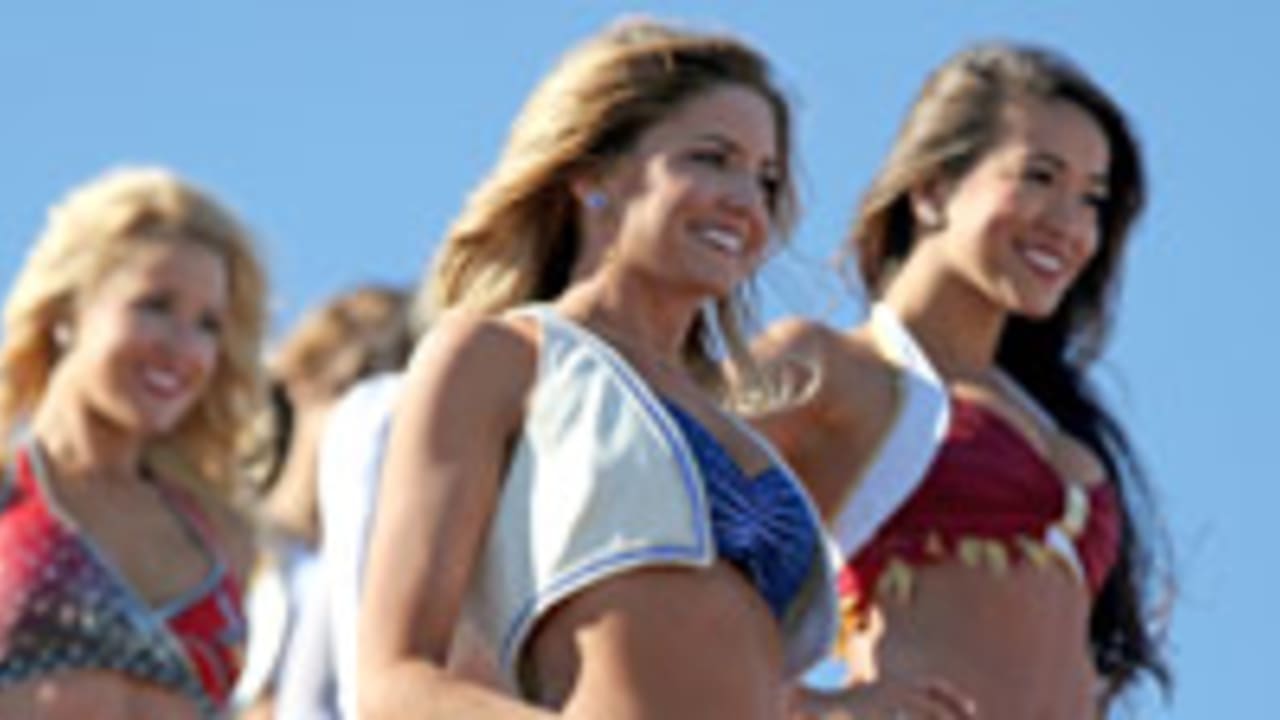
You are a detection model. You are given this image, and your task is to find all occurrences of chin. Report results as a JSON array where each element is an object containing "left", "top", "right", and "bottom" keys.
[{"left": 127, "top": 403, "right": 194, "bottom": 438}]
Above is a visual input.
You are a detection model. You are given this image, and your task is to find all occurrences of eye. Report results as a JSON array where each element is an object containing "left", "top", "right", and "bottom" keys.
[
  {"left": 758, "top": 171, "right": 782, "bottom": 211},
  {"left": 1082, "top": 190, "right": 1110, "bottom": 213},
  {"left": 134, "top": 293, "right": 173, "bottom": 314},
  {"left": 689, "top": 146, "right": 730, "bottom": 168},
  {"left": 1023, "top": 165, "right": 1057, "bottom": 186},
  {"left": 198, "top": 312, "right": 224, "bottom": 337}
]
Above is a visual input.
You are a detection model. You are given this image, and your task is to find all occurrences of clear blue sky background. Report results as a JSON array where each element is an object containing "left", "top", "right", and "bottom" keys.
[{"left": 2, "top": 2, "right": 1272, "bottom": 716}]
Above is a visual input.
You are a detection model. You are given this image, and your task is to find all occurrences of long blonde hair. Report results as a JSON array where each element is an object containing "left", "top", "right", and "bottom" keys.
[
  {"left": 428, "top": 17, "right": 797, "bottom": 400},
  {"left": 1, "top": 167, "right": 269, "bottom": 499}
]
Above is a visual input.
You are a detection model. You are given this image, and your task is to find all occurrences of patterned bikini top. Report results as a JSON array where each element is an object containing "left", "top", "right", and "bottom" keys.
[
  {"left": 662, "top": 400, "right": 819, "bottom": 622},
  {"left": 0, "top": 445, "right": 247, "bottom": 718}
]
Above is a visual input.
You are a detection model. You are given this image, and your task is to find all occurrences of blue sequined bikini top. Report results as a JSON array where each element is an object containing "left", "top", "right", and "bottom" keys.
[{"left": 661, "top": 400, "right": 819, "bottom": 622}]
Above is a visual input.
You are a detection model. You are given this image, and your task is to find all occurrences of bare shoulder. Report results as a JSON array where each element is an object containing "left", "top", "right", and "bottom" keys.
[
  {"left": 410, "top": 309, "right": 538, "bottom": 373},
  {"left": 755, "top": 316, "right": 898, "bottom": 428},
  {"left": 404, "top": 309, "right": 538, "bottom": 406},
  {"left": 205, "top": 500, "right": 256, "bottom": 582},
  {"left": 753, "top": 316, "right": 839, "bottom": 362}
]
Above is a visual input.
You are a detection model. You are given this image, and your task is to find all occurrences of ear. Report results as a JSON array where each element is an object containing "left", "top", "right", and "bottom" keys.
[
  {"left": 907, "top": 174, "right": 954, "bottom": 232},
  {"left": 569, "top": 174, "right": 597, "bottom": 207},
  {"left": 569, "top": 156, "right": 620, "bottom": 209}
]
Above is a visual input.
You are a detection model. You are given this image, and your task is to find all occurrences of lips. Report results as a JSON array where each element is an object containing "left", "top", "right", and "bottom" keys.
[{"left": 139, "top": 363, "right": 191, "bottom": 402}]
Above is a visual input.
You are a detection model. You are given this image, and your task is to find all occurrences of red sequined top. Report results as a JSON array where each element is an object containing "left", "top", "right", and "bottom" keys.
[{"left": 0, "top": 445, "right": 246, "bottom": 718}]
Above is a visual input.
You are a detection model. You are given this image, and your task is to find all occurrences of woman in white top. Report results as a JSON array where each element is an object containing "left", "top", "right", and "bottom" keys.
[{"left": 358, "top": 17, "right": 836, "bottom": 720}]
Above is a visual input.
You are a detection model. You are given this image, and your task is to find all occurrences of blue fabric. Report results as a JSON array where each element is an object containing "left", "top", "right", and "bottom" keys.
[{"left": 661, "top": 401, "right": 818, "bottom": 622}]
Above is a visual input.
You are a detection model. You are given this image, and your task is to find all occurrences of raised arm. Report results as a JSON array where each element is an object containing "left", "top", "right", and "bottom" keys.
[{"left": 357, "top": 312, "right": 553, "bottom": 720}]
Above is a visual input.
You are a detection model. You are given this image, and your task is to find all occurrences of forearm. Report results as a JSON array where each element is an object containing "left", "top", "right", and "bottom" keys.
[{"left": 360, "top": 660, "right": 557, "bottom": 720}]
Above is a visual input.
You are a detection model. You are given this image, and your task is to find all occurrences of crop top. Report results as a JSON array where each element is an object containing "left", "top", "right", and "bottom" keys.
[
  {"left": 829, "top": 305, "right": 1121, "bottom": 626},
  {"left": 0, "top": 443, "right": 246, "bottom": 718},
  {"left": 455, "top": 306, "right": 839, "bottom": 696}
]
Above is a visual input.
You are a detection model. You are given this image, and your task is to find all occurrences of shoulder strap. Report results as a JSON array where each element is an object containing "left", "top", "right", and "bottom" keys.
[
  {"left": 150, "top": 477, "right": 231, "bottom": 570},
  {"left": 0, "top": 453, "right": 13, "bottom": 509},
  {"left": 0, "top": 443, "right": 36, "bottom": 510},
  {"left": 990, "top": 368, "right": 1060, "bottom": 434},
  {"left": 830, "top": 304, "right": 952, "bottom": 557}
]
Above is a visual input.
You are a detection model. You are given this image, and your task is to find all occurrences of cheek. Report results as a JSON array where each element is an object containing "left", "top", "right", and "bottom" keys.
[
  {"left": 1082, "top": 227, "right": 1102, "bottom": 261},
  {"left": 190, "top": 335, "right": 222, "bottom": 384}
]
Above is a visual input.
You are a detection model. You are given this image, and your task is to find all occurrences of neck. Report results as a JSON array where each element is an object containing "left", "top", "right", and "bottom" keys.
[
  {"left": 30, "top": 370, "right": 144, "bottom": 482},
  {"left": 260, "top": 402, "right": 326, "bottom": 546},
  {"left": 557, "top": 273, "right": 700, "bottom": 367},
  {"left": 880, "top": 254, "right": 1007, "bottom": 379}
]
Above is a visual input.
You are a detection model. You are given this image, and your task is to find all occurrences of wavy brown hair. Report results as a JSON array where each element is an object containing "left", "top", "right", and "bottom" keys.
[
  {"left": 847, "top": 43, "right": 1171, "bottom": 705},
  {"left": 427, "top": 17, "right": 797, "bottom": 400}
]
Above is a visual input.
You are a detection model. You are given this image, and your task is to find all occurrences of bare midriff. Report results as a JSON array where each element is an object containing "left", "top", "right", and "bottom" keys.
[
  {"left": 844, "top": 561, "right": 1098, "bottom": 720},
  {"left": 529, "top": 561, "right": 787, "bottom": 719}
]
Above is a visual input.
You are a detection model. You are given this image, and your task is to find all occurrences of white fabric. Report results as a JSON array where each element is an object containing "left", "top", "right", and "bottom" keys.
[
  {"left": 229, "top": 536, "right": 315, "bottom": 713},
  {"left": 316, "top": 373, "right": 401, "bottom": 720},
  {"left": 459, "top": 306, "right": 838, "bottom": 695},
  {"left": 274, "top": 553, "right": 339, "bottom": 719},
  {"left": 832, "top": 305, "right": 1089, "bottom": 578},
  {"left": 831, "top": 304, "right": 951, "bottom": 558}
]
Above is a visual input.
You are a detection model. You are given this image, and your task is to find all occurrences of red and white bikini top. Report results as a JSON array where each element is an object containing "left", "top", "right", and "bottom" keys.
[
  {"left": 829, "top": 306, "right": 1121, "bottom": 613},
  {"left": 0, "top": 443, "right": 246, "bottom": 718}
]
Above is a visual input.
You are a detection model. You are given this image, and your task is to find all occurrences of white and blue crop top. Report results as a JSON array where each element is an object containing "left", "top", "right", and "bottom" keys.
[{"left": 455, "top": 306, "right": 838, "bottom": 696}]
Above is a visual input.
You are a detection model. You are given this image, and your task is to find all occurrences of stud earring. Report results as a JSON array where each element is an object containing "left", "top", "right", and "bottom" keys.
[
  {"left": 917, "top": 203, "right": 943, "bottom": 232},
  {"left": 52, "top": 322, "right": 73, "bottom": 349},
  {"left": 584, "top": 191, "right": 609, "bottom": 211}
]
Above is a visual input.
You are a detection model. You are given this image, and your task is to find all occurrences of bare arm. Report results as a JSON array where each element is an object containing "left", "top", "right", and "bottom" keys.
[
  {"left": 357, "top": 312, "right": 555, "bottom": 720},
  {"left": 748, "top": 317, "right": 899, "bottom": 520}
]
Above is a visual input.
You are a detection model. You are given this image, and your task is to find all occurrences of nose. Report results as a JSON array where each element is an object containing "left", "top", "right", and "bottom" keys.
[
  {"left": 156, "top": 314, "right": 217, "bottom": 371},
  {"left": 721, "top": 172, "right": 770, "bottom": 234},
  {"left": 1043, "top": 191, "right": 1098, "bottom": 255}
]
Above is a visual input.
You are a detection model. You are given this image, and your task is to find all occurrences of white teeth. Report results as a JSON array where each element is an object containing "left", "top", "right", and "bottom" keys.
[
  {"left": 1022, "top": 247, "right": 1065, "bottom": 273},
  {"left": 700, "top": 227, "right": 744, "bottom": 254},
  {"left": 142, "top": 367, "right": 181, "bottom": 393}
]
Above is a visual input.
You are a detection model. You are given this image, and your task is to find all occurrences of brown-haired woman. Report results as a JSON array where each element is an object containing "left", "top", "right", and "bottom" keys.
[
  {"left": 358, "top": 17, "right": 838, "bottom": 720},
  {"left": 0, "top": 167, "right": 268, "bottom": 719},
  {"left": 235, "top": 284, "right": 414, "bottom": 719},
  {"left": 755, "top": 44, "right": 1171, "bottom": 719}
]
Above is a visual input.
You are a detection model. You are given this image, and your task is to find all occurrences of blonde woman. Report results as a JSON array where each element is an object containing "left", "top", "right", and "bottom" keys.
[
  {"left": 358, "top": 18, "right": 837, "bottom": 720},
  {"left": 0, "top": 167, "right": 268, "bottom": 719},
  {"left": 755, "top": 44, "right": 1170, "bottom": 718}
]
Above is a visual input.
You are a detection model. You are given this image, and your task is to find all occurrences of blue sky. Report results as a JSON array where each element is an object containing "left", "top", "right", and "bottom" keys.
[{"left": 2, "top": 2, "right": 1273, "bottom": 716}]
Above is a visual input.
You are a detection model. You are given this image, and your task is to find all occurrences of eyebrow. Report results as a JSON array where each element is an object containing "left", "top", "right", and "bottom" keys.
[
  {"left": 692, "top": 132, "right": 781, "bottom": 173},
  {"left": 1029, "top": 150, "right": 1109, "bottom": 191}
]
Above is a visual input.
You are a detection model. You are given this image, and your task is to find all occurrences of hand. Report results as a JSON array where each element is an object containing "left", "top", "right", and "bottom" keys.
[{"left": 794, "top": 676, "right": 978, "bottom": 720}]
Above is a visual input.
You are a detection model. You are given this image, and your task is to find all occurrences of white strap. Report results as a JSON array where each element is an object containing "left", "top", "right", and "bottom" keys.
[{"left": 831, "top": 304, "right": 951, "bottom": 557}]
